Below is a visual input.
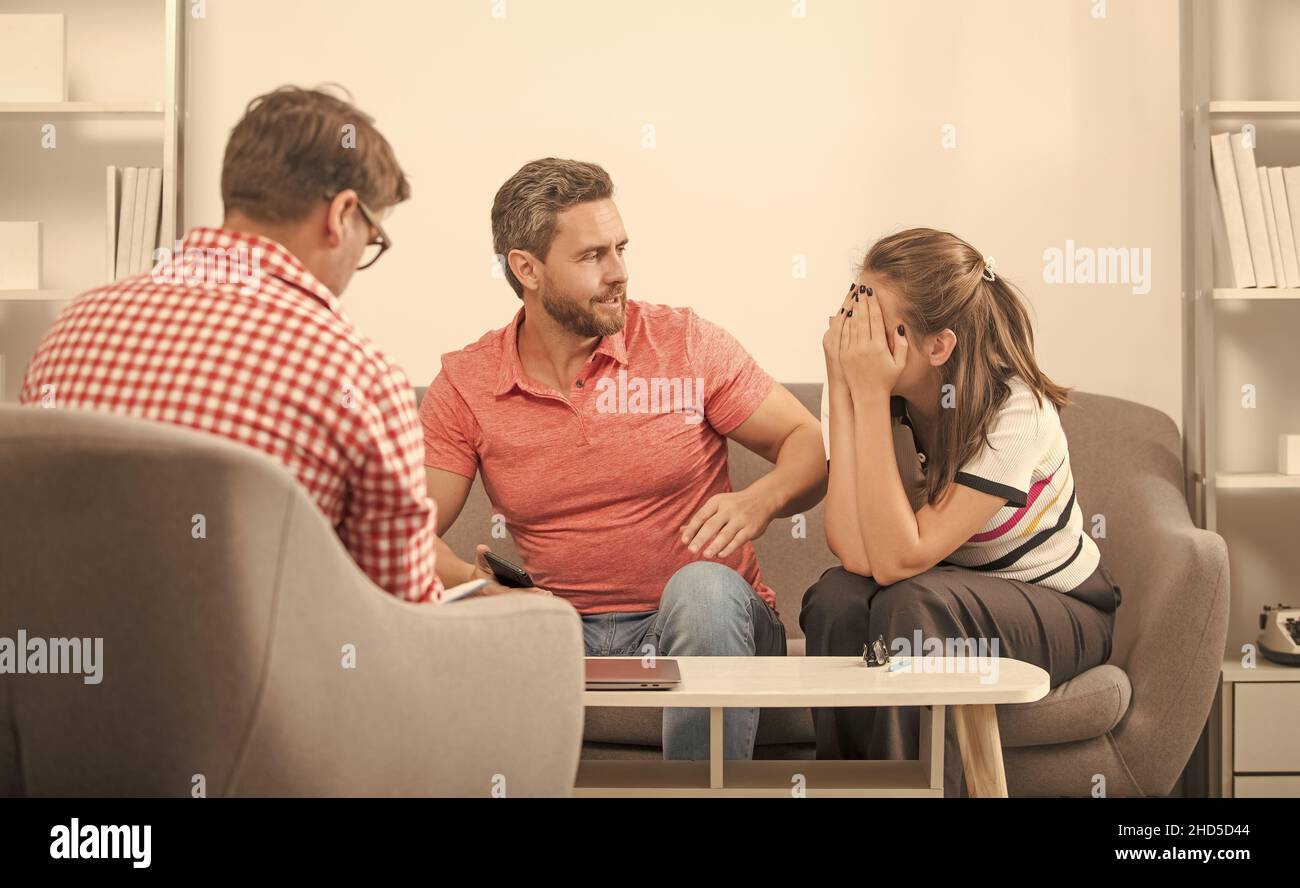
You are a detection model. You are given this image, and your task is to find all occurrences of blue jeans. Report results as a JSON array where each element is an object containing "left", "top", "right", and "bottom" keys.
[{"left": 582, "top": 561, "right": 787, "bottom": 760}]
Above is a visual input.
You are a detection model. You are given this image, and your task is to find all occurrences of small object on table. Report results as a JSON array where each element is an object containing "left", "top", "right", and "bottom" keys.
[{"left": 862, "top": 635, "right": 891, "bottom": 667}]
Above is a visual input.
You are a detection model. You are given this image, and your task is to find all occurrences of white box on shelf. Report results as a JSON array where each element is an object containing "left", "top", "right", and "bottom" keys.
[
  {"left": 0, "top": 15, "right": 67, "bottom": 102},
  {"left": 1281, "top": 434, "right": 1300, "bottom": 475},
  {"left": 0, "top": 222, "right": 41, "bottom": 290}
]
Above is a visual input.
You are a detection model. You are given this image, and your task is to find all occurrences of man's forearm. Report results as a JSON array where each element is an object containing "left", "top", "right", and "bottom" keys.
[
  {"left": 744, "top": 422, "right": 828, "bottom": 518},
  {"left": 434, "top": 536, "right": 477, "bottom": 587}
]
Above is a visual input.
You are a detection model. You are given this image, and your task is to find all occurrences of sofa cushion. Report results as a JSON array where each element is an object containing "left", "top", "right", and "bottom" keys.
[{"left": 997, "top": 664, "right": 1132, "bottom": 748}]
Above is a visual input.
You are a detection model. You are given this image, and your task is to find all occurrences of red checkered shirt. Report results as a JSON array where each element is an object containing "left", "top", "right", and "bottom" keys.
[{"left": 19, "top": 226, "right": 443, "bottom": 603}]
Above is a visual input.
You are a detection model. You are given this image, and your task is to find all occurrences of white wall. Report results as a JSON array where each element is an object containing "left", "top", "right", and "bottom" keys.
[{"left": 181, "top": 0, "right": 1184, "bottom": 425}]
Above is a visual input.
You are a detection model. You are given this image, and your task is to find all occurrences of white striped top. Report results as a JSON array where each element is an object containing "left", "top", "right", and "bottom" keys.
[{"left": 821, "top": 375, "right": 1099, "bottom": 594}]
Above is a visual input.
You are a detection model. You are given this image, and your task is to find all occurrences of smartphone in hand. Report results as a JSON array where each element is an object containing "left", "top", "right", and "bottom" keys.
[{"left": 482, "top": 551, "right": 535, "bottom": 589}]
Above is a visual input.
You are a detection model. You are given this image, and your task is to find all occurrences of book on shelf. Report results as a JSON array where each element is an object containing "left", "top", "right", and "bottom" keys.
[
  {"left": 1266, "top": 167, "right": 1300, "bottom": 288},
  {"left": 1258, "top": 167, "right": 1288, "bottom": 287},
  {"left": 1284, "top": 167, "right": 1300, "bottom": 286},
  {"left": 137, "top": 167, "right": 163, "bottom": 275},
  {"left": 1229, "top": 132, "right": 1276, "bottom": 287},
  {"left": 1210, "top": 133, "right": 1256, "bottom": 288},
  {"left": 107, "top": 166, "right": 164, "bottom": 283},
  {"left": 112, "top": 167, "right": 137, "bottom": 281},
  {"left": 126, "top": 170, "right": 149, "bottom": 275},
  {"left": 105, "top": 166, "right": 118, "bottom": 283}
]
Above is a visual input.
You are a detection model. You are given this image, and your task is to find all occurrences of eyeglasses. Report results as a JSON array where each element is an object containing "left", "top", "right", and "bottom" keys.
[
  {"left": 353, "top": 198, "right": 391, "bottom": 270},
  {"left": 326, "top": 192, "right": 392, "bottom": 270}
]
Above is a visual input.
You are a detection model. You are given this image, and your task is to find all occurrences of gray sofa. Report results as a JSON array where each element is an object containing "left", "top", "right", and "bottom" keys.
[
  {"left": 0, "top": 406, "right": 585, "bottom": 797},
  {"left": 437, "top": 383, "right": 1230, "bottom": 797}
]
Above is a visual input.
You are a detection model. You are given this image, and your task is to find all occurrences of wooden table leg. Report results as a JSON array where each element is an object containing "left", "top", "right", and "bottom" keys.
[
  {"left": 953, "top": 704, "right": 1008, "bottom": 798},
  {"left": 709, "top": 707, "right": 724, "bottom": 789}
]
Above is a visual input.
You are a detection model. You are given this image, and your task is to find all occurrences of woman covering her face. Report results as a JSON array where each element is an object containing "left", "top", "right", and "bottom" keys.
[{"left": 806, "top": 227, "right": 1122, "bottom": 797}]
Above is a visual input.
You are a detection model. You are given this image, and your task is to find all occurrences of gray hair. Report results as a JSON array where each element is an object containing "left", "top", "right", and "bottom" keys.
[{"left": 491, "top": 158, "right": 615, "bottom": 298}]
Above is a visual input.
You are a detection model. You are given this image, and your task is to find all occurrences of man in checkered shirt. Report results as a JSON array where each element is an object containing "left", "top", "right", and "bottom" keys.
[{"left": 20, "top": 87, "right": 491, "bottom": 604}]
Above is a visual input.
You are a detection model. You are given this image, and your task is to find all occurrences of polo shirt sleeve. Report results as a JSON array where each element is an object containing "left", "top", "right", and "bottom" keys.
[
  {"left": 687, "top": 310, "right": 775, "bottom": 436},
  {"left": 419, "top": 368, "right": 481, "bottom": 480},
  {"left": 952, "top": 385, "right": 1042, "bottom": 509}
]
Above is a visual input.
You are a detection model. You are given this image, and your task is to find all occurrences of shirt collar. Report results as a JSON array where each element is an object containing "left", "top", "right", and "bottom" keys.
[
  {"left": 179, "top": 227, "right": 342, "bottom": 314},
  {"left": 493, "top": 304, "right": 630, "bottom": 396},
  {"left": 892, "top": 395, "right": 929, "bottom": 461}
]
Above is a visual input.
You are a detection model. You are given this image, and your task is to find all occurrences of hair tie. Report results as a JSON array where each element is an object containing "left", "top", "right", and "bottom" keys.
[{"left": 981, "top": 255, "right": 997, "bottom": 282}]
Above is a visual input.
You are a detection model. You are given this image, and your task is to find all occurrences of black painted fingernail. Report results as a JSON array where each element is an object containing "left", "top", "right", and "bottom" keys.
[
  {"left": 858, "top": 285, "right": 867, "bottom": 295},
  {"left": 897, "top": 324, "right": 905, "bottom": 337},
  {"left": 867, "top": 287, "right": 873, "bottom": 297},
  {"left": 853, "top": 293, "right": 859, "bottom": 302},
  {"left": 848, "top": 282, "right": 856, "bottom": 293},
  {"left": 847, "top": 310, "right": 853, "bottom": 317},
  {"left": 839, "top": 307, "right": 844, "bottom": 314}
]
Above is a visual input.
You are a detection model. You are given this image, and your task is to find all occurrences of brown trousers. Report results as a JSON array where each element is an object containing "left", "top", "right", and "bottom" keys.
[{"left": 799, "top": 562, "right": 1120, "bottom": 797}]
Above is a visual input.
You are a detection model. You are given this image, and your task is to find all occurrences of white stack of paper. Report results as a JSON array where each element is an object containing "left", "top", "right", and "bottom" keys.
[
  {"left": 0, "top": 14, "right": 66, "bottom": 102},
  {"left": 0, "top": 222, "right": 41, "bottom": 290}
]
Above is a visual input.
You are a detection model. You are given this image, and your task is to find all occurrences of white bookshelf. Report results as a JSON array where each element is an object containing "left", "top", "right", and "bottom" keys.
[
  {"left": 0, "top": 101, "right": 164, "bottom": 115},
  {"left": 0, "top": 290, "right": 74, "bottom": 303},
  {"left": 1213, "top": 288, "right": 1300, "bottom": 299},
  {"left": 1183, "top": 0, "right": 1300, "bottom": 799},
  {"left": 1215, "top": 473, "right": 1300, "bottom": 490},
  {"left": 0, "top": 1, "right": 184, "bottom": 401},
  {"left": 1183, "top": 1, "right": 1300, "bottom": 542},
  {"left": 1209, "top": 100, "right": 1300, "bottom": 114}
]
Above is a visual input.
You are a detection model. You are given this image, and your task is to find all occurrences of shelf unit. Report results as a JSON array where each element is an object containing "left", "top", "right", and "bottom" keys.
[
  {"left": 0, "top": 1, "right": 184, "bottom": 400},
  {"left": 1216, "top": 657, "right": 1300, "bottom": 797},
  {"left": 0, "top": 290, "right": 74, "bottom": 303},
  {"left": 1213, "top": 288, "right": 1300, "bottom": 299},
  {"left": 1182, "top": 0, "right": 1300, "bottom": 798},
  {"left": 1183, "top": 5, "right": 1300, "bottom": 515},
  {"left": 0, "top": 101, "right": 164, "bottom": 115},
  {"left": 1208, "top": 100, "right": 1300, "bottom": 114},
  {"left": 0, "top": 3, "right": 183, "bottom": 302}
]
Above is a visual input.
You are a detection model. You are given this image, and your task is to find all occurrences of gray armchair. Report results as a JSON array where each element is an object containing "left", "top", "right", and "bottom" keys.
[
  {"left": 0, "top": 406, "right": 585, "bottom": 797},
  {"left": 435, "top": 384, "right": 1230, "bottom": 797}
]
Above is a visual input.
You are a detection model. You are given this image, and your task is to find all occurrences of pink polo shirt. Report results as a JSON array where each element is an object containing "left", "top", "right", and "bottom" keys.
[{"left": 420, "top": 300, "right": 777, "bottom": 615}]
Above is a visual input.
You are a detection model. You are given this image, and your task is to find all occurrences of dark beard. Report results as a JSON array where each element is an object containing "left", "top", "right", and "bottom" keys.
[{"left": 539, "top": 283, "right": 626, "bottom": 338}]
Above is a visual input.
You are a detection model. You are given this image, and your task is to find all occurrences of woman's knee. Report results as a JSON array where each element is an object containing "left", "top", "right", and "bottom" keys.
[
  {"left": 868, "top": 571, "right": 961, "bottom": 637},
  {"left": 800, "top": 566, "right": 878, "bottom": 637}
]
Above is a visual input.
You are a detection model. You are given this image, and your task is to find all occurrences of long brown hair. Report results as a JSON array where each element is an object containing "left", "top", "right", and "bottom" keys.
[{"left": 862, "top": 228, "right": 1071, "bottom": 506}]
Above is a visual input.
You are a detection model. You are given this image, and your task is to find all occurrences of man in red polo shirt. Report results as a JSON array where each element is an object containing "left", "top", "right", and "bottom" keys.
[{"left": 421, "top": 158, "right": 827, "bottom": 761}]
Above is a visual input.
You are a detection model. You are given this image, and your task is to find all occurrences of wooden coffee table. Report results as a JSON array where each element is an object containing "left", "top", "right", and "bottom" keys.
[{"left": 575, "top": 655, "right": 1049, "bottom": 797}]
